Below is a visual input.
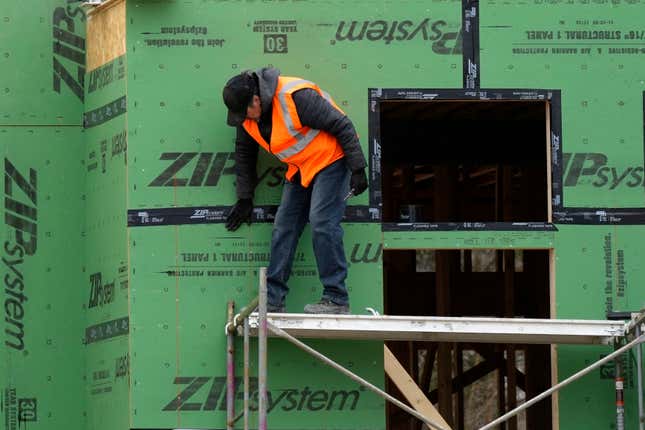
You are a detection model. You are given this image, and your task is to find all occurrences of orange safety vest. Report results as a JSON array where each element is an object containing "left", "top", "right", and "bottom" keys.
[{"left": 242, "top": 76, "right": 345, "bottom": 187}]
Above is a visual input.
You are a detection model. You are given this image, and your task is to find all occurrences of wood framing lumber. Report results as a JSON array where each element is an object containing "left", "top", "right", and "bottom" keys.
[{"left": 384, "top": 345, "right": 452, "bottom": 430}]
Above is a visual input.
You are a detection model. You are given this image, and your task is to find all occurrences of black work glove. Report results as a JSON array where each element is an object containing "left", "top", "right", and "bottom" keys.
[
  {"left": 349, "top": 169, "right": 368, "bottom": 197},
  {"left": 226, "top": 198, "right": 253, "bottom": 231}
]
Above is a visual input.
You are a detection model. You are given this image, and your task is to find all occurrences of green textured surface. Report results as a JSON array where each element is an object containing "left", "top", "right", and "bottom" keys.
[
  {"left": 479, "top": 1, "right": 645, "bottom": 208},
  {"left": 125, "top": 3, "right": 461, "bottom": 424},
  {"left": 555, "top": 225, "right": 645, "bottom": 430},
  {"left": 2, "top": 0, "right": 645, "bottom": 429},
  {"left": 128, "top": 222, "right": 383, "bottom": 428},
  {"left": 555, "top": 225, "right": 645, "bottom": 320},
  {"left": 479, "top": 3, "right": 645, "bottom": 421},
  {"left": 127, "top": 0, "right": 463, "bottom": 209},
  {"left": 0, "top": 1, "right": 86, "bottom": 125},
  {"left": 0, "top": 126, "right": 85, "bottom": 430},
  {"left": 556, "top": 344, "right": 623, "bottom": 430},
  {"left": 85, "top": 55, "right": 126, "bottom": 112},
  {"left": 83, "top": 56, "right": 130, "bottom": 430},
  {"left": 383, "top": 229, "right": 555, "bottom": 249}
]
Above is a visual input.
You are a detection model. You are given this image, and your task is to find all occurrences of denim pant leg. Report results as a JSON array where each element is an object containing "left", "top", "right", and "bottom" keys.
[
  {"left": 309, "top": 159, "right": 351, "bottom": 306},
  {"left": 266, "top": 179, "right": 310, "bottom": 307}
]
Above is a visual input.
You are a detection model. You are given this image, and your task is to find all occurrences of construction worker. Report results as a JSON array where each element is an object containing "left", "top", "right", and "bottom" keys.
[{"left": 222, "top": 67, "right": 368, "bottom": 314}]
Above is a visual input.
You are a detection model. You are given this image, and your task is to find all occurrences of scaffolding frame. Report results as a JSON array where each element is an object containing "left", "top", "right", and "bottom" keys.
[{"left": 225, "top": 268, "right": 645, "bottom": 430}]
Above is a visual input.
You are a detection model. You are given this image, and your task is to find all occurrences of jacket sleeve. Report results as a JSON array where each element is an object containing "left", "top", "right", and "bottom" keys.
[
  {"left": 292, "top": 88, "right": 367, "bottom": 172},
  {"left": 234, "top": 126, "right": 259, "bottom": 200}
]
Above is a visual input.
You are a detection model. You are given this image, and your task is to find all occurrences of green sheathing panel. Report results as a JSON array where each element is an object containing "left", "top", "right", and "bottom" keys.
[
  {"left": 125, "top": 2, "right": 461, "bottom": 427},
  {"left": 481, "top": 5, "right": 645, "bottom": 427},
  {"left": 383, "top": 229, "right": 555, "bottom": 249},
  {"left": 0, "top": 1, "right": 86, "bottom": 125},
  {"left": 83, "top": 55, "right": 130, "bottom": 430},
  {"left": 1, "top": 2, "right": 88, "bottom": 429},
  {"left": 126, "top": 0, "right": 463, "bottom": 209},
  {"left": 84, "top": 55, "right": 127, "bottom": 126},
  {"left": 555, "top": 225, "right": 645, "bottom": 429},
  {"left": 479, "top": 1, "right": 645, "bottom": 208},
  {"left": 0, "top": 127, "right": 85, "bottom": 430},
  {"left": 128, "top": 223, "right": 383, "bottom": 429}
]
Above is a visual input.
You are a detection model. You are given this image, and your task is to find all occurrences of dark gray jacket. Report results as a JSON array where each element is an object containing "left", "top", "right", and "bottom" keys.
[{"left": 233, "top": 67, "right": 367, "bottom": 199}]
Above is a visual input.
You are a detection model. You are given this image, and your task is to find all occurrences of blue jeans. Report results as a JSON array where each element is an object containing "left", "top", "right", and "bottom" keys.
[{"left": 266, "top": 158, "right": 350, "bottom": 307}]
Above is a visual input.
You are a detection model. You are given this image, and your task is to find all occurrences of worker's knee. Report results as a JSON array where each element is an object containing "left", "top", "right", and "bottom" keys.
[{"left": 311, "top": 216, "right": 341, "bottom": 237}]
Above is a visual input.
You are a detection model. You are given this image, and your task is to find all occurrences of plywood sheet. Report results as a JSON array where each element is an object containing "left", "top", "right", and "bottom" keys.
[{"left": 87, "top": 0, "right": 125, "bottom": 71}]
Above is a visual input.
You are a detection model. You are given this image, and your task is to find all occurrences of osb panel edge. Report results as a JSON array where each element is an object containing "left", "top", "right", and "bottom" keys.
[{"left": 87, "top": 0, "right": 126, "bottom": 72}]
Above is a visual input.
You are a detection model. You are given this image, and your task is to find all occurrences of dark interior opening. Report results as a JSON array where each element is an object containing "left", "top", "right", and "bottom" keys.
[
  {"left": 379, "top": 100, "right": 549, "bottom": 223},
  {"left": 383, "top": 249, "right": 552, "bottom": 430},
  {"left": 383, "top": 248, "right": 552, "bottom": 430}
]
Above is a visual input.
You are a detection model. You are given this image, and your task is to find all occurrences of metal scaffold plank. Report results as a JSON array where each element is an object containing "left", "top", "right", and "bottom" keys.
[{"left": 245, "top": 314, "right": 626, "bottom": 345}]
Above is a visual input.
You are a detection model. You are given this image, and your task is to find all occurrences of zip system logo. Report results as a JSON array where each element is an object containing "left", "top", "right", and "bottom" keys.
[
  {"left": 563, "top": 152, "right": 645, "bottom": 189},
  {"left": 88, "top": 272, "right": 116, "bottom": 309},
  {"left": 2, "top": 158, "right": 38, "bottom": 351},
  {"left": 3, "top": 158, "right": 37, "bottom": 352},
  {"left": 333, "top": 18, "right": 462, "bottom": 54},
  {"left": 148, "top": 152, "right": 285, "bottom": 188},
  {"left": 162, "top": 376, "right": 361, "bottom": 413},
  {"left": 53, "top": 4, "right": 86, "bottom": 102}
]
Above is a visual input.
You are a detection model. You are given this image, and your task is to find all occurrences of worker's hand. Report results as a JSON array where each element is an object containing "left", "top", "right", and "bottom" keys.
[
  {"left": 350, "top": 169, "right": 368, "bottom": 196},
  {"left": 226, "top": 198, "right": 253, "bottom": 231}
]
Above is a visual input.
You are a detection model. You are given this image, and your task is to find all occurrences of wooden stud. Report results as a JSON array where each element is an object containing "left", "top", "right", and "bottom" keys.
[
  {"left": 497, "top": 349, "right": 506, "bottom": 429},
  {"left": 384, "top": 345, "right": 452, "bottom": 430},
  {"left": 550, "top": 249, "right": 559, "bottom": 430},
  {"left": 428, "top": 357, "right": 499, "bottom": 403},
  {"left": 455, "top": 344, "right": 465, "bottom": 430},
  {"left": 420, "top": 343, "right": 437, "bottom": 394},
  {"left": 434, "top": 165, "right": 458, "bottom": 427},
  {"left": 506, "top": 345, "right": 518, "bottom": 430}
]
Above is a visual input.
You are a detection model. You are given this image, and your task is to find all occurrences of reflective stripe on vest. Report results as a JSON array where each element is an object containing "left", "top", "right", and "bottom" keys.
[{"left": 272, "top": 79, "right": 332, "bottom": 161}]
